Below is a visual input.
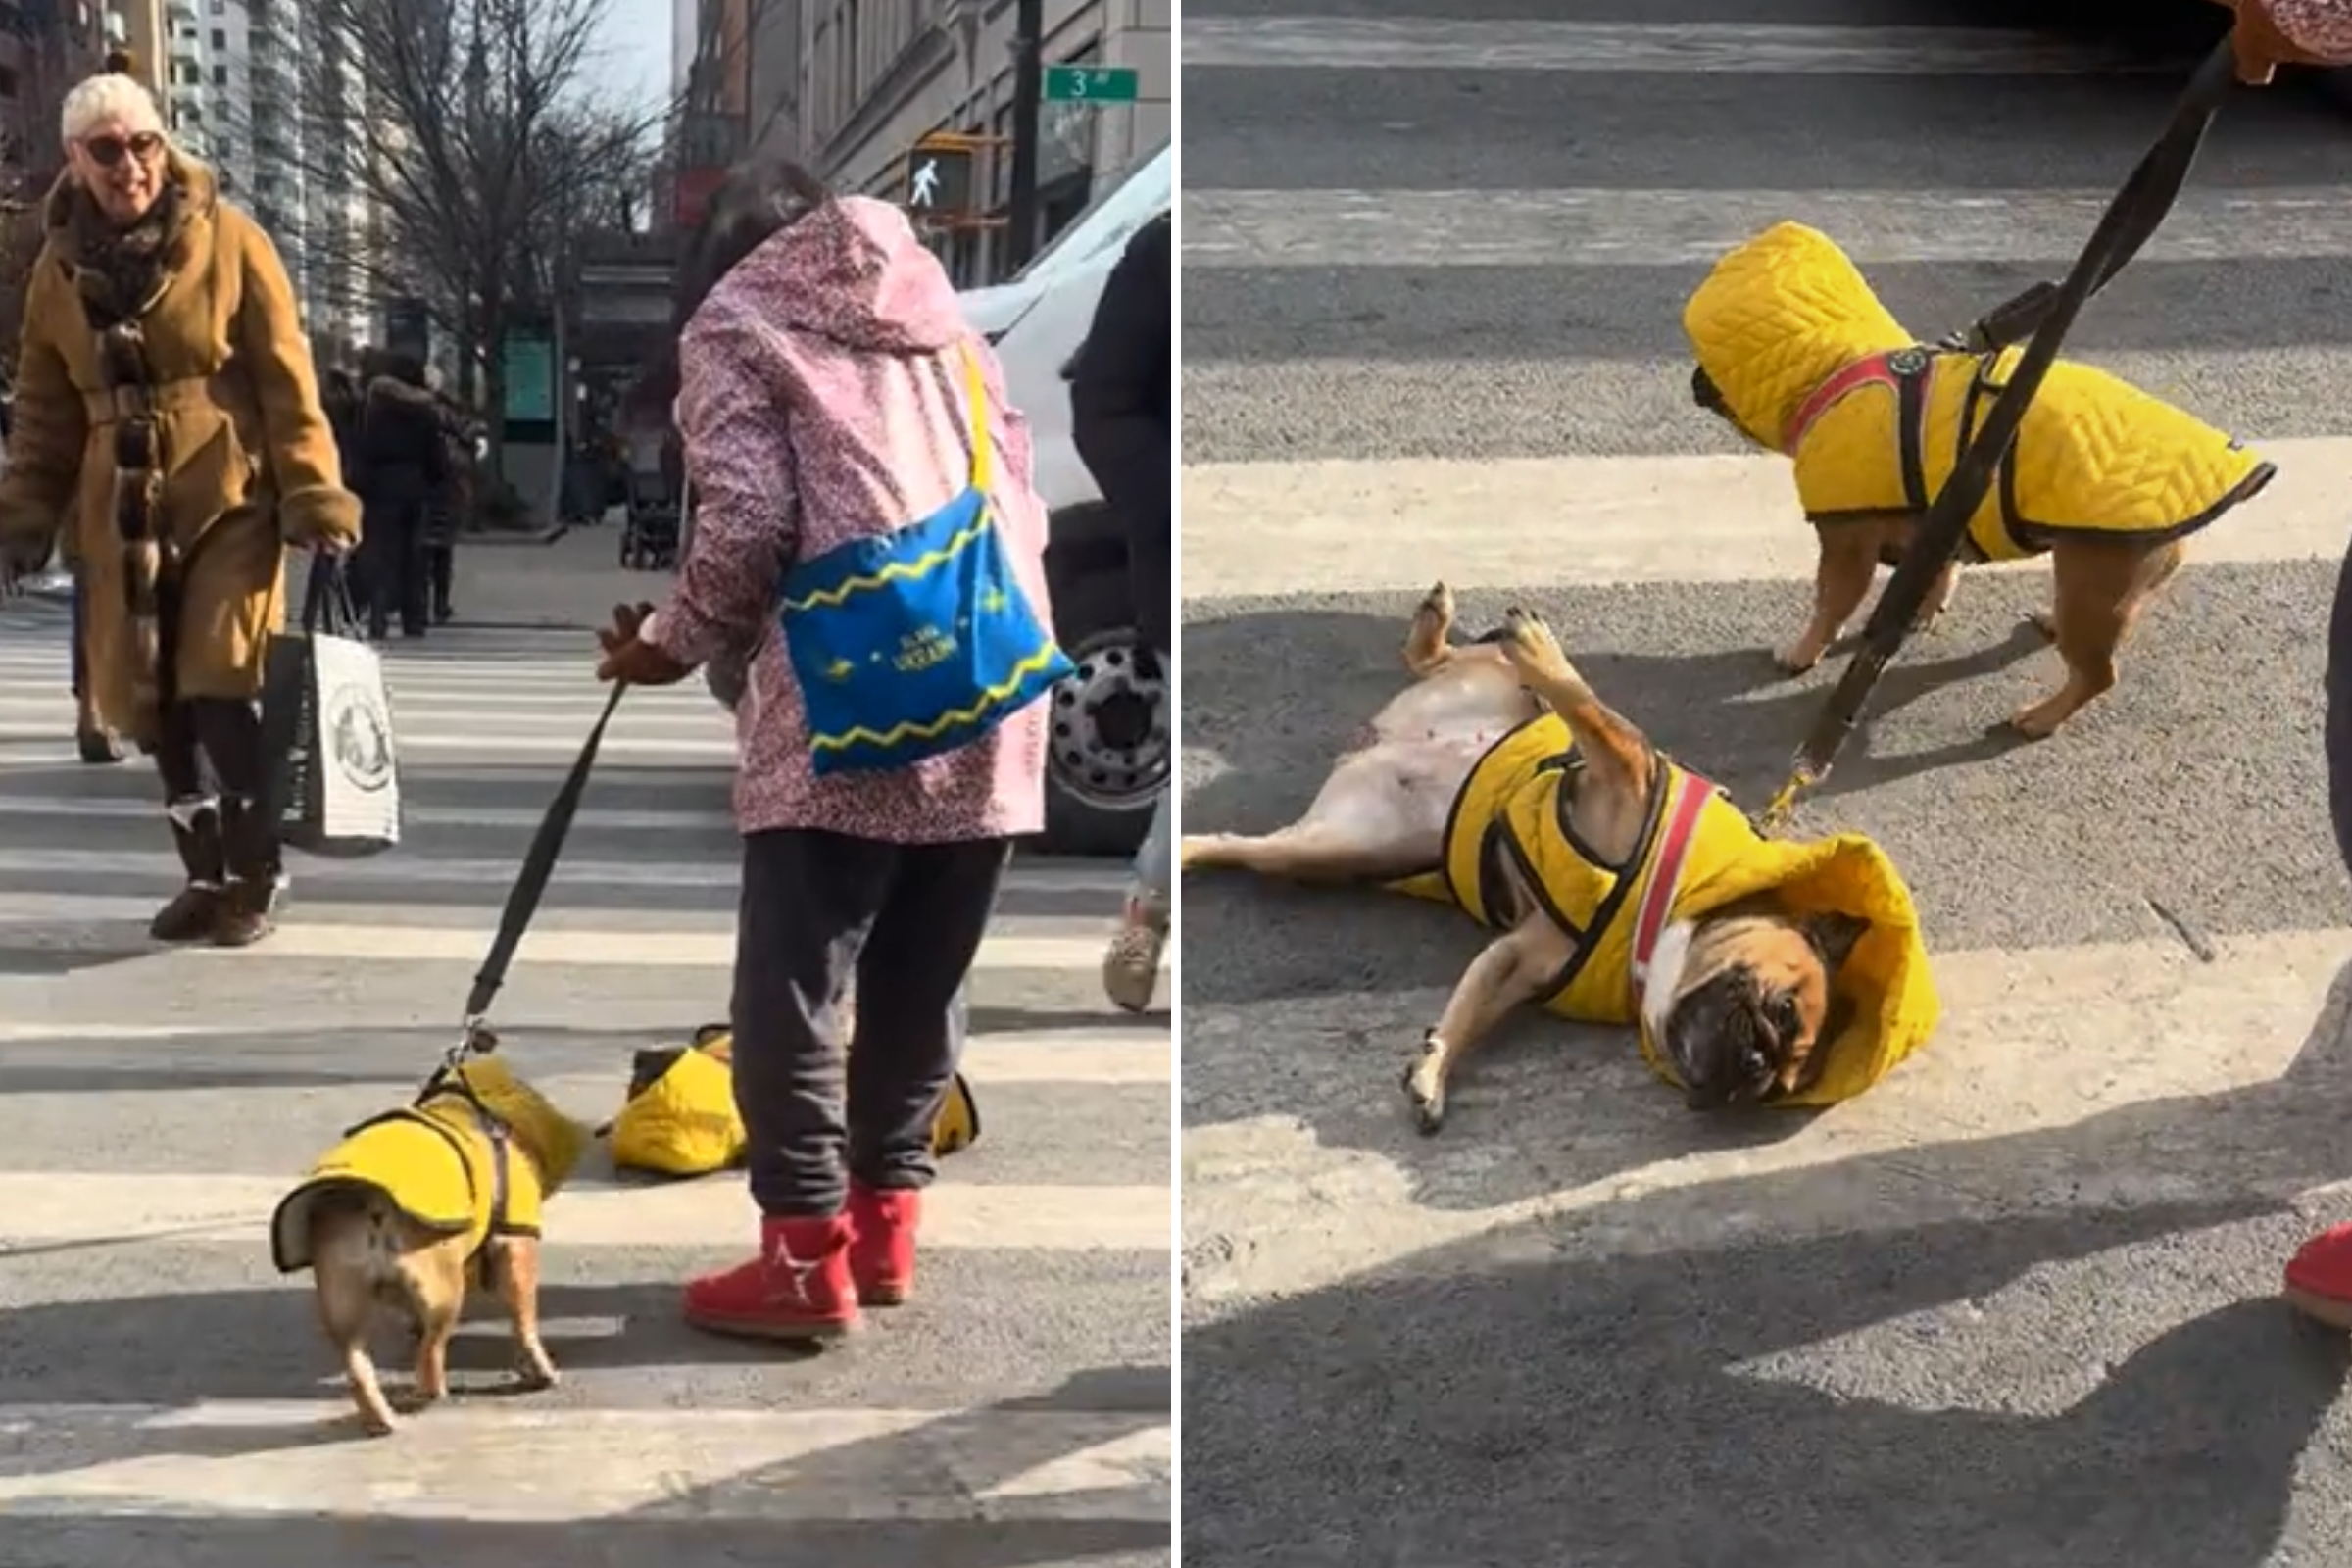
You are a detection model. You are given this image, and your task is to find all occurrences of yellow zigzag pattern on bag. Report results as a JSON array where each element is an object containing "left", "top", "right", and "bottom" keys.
[
  {"left": 780, "top": 516, "right": 992, "bottom": 613},
  {"left": 808, "top": 645, "right": 1068, "bottom": 755}
]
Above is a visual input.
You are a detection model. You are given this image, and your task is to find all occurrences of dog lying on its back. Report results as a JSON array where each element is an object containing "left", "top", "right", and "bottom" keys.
[
  {"left": 1182, "top": 587, "right": 1936, "bottom": 1132},
  {"left": 270, "top": 1051, "right": 590, "bottom": 1436},
  {"left": 1685, "top": 220, "right": 2277, "bottom": 737}
]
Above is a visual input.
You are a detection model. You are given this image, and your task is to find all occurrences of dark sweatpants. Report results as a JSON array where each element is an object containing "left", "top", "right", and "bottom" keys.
[
  {"left": 154, "top": 695, "right": 278, "bottom": 882},
  {"left": 731, "top": 828, "right": 1011, "bottom": 1217}
]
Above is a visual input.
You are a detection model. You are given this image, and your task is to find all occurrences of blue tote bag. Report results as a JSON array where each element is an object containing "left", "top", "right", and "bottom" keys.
[{"left": 778, "top": 346, "right": 1075, "bottom": 776}]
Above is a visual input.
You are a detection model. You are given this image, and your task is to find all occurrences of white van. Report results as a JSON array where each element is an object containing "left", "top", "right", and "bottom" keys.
[{"left": 962, "top": 141, "right": 1171, "bottom": 858}]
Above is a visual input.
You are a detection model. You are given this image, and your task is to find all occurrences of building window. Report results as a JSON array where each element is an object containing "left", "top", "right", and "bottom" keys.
[
  {"left": 212, "top": 65, "right": 227, "bottom": 85},
  {"left": 0, "top": 65, "right": 18, "bottom": 101},
  {"left": 210, "top": 27, "right": 224, "bottom": 47}
]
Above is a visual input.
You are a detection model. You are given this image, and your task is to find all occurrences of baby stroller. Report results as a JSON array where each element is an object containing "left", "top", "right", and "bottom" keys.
[{"left": 619, "top": 468, "right": 680, "bottom": 571}]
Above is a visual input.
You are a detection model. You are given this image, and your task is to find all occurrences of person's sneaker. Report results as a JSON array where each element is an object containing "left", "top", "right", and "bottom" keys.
[
  {"left": 148, "top": 882, "right": 223, "bottom": 943},
  {"left": 683, "top": 1215, "right": 858, "bottom": 1341},
  {"left": 848, "top": 1185, "right": 920, "bottom": 1306},
  {"left": 2285, "top": 1223, "right": 2352, "bottom": 1328},
  {"left": 1102, "top": 895, "right": 1168, "bottom": 1014}
]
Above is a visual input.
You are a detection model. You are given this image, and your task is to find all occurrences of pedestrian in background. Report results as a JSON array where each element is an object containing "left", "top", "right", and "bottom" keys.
[
  {"left": 0, "top": 64, "right": 359, "bottom": 946},
  {"left": 422, "top": 371, "right": 475, "bottom": 624},
  {"left": 353, "top": 346, "right": 446, "bottom": 639},
  {"left": 1070, "top": 211, "right": 1173, "bottom": 1013},
  {"left": 594, "top": 158, "right": 1054, "bottom": 1343}
]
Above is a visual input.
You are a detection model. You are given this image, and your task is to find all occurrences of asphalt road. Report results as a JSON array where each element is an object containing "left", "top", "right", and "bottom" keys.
[
  {"left": 0, "top": 553, "right": 1170, "bottom": 1565},
  {"left": 1180, "top": 3, "right": 2352, "bottom": 1565}
]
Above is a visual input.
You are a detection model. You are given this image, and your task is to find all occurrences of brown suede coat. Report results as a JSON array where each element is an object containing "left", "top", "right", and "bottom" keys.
[{"left": 0, "top": 154, "right": 360, "bottom": 742}]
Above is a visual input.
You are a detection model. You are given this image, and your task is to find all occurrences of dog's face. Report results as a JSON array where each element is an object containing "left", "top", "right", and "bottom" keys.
[{"left": 1661, "top": 910, "right": 1870, "bottom": 1110}]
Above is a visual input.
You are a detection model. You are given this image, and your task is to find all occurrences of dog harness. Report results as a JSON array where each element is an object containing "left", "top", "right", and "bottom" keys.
[
  {"left": 1683, "top": 221, "right": 2275, "bottom": 564},
  {"left": 269, "top": 1059, "right": 590, "bottom": 1276},
  {"left": 1384, "top": 711, "right": 1944, "bottom": 1106}
]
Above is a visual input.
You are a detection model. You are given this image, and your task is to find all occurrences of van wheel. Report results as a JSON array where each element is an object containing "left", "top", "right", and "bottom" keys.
[{"left": 1039, "top": 567, "right": 1166, "bottom": 858}]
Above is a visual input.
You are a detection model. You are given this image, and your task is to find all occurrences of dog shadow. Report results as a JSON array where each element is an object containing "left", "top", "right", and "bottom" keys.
[
  {"left": 0, "top": 1367, "right": 1167, "bottom": 1565},
  {"left": 1183, "top": 967, "right": 2352, "bottom": 1564}
]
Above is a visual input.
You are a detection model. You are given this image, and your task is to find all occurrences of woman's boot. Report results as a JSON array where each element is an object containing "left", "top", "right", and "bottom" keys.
[
  {"left": 153, "top": 798, "right": 227, "bottom": 943},
  {"left": 214, "top": 796, "right": 282, "bottom": 948}
]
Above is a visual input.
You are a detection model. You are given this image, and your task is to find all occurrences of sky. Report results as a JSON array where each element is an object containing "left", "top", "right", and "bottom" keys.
[{"left": 586, "top": 0, "right": 675, "bottom": 115}]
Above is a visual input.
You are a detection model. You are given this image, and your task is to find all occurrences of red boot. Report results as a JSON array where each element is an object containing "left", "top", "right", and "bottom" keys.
[
  {"left": 683, "top": 1215, "right": 858, "bottom": 1341},
  {"left": 2284, "top": 1222, "right": 2352, "bottom": 1329},
  {"left": 849, "top": 1185, "right": 920, "bottom": 1306}
]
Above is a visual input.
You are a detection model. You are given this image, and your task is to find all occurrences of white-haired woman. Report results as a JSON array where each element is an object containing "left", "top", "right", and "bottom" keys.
[{"left": 0, "top": 61, "right": 361, "bottom": 947}]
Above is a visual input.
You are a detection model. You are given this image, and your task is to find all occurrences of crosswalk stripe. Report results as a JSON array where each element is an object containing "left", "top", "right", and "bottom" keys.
[
  {"left": 0, "top": 1404, "right": 1172, "bottom": 1522},
  {"left": 1181, "top": 18, "right": 2190, "bottom": 74},
  {"left": 1182, "top": 187, "right": 2352, "bottom": 269},
  {"left": 0, "top": 608, "right": 1168, "bottom": 1535},
  {"left": 0, "top": 1174, "right": 1167, "bottom": 1251},
  {"left": 0, "top": 1032, "right": 1168, "bottom": 1084},
  {"left": 1178, "top": 436, "right": 2352, "bottom": 598}
]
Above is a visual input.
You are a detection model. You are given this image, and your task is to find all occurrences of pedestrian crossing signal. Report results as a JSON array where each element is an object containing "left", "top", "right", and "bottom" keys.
[{"left": 905, "top": 141, "right": 974, "bottom": 218}]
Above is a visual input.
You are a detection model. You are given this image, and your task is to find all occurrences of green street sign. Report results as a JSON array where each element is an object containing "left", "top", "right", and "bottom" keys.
[{"left": 1044, "top": 64, "right": 1139, "bottom": 104}]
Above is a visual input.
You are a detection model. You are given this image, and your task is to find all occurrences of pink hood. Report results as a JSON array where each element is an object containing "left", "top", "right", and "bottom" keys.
[
  {"left": 723, "top": 195, "right": 968, "bottom": 356},
  {"left": 647, "top": 191, "right": 1054, "bottom": 846}
]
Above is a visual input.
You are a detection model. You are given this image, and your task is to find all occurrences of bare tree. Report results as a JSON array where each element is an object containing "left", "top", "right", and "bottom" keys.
[{"left": 220, "top": 0, "right": 663, "bottom": 464}]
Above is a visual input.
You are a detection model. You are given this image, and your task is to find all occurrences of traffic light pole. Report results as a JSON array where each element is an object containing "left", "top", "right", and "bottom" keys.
[{"left": 1004, "top": 0, "right": 1045, "bottom": 274}]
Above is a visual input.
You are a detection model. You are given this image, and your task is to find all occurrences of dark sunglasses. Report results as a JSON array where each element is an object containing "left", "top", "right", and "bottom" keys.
[{"left": 82, "top": 131, "right": 164, "bottom": 168}]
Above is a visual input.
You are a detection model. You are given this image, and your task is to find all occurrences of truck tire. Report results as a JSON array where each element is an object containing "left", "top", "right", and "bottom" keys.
[{"left": 1037, "top": 562, "right": 1167, "bottom": 859}]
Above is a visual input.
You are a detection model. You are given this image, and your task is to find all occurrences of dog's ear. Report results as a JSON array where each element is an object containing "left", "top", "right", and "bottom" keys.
[{"left": 1802, "top": 911, "right": 1870, "bottom": 974}]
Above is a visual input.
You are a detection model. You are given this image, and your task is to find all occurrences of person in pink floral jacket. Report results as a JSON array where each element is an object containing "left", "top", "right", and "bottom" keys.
[{"left": 595, "top": 161, "right": 1054, "bottom": 1342}]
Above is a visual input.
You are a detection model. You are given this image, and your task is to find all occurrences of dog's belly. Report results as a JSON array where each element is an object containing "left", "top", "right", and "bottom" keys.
[
  {"left": 1366, "top": 661, "right": 1532, "bottom": 753},
  {"left": 1314, "top": 736, "right": 1489, "bottom": 848}
]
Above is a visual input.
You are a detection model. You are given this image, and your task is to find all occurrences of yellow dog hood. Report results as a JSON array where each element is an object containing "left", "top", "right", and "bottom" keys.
[
  {"left": 1633, "top": 809, "right": 1939, "bottom": 1108},
  {"left": 609, "top": 1025, "right": 980, "bottom": 1178},
  {"left": 1683, "top": 220, "right": 1912, "bottom": 451},
  {"left": 1391, "top": 715, "right": 1938, "bottom": 1107},
  {"left": 270, "top": 1056, "right": 592, "bottom": 1274}
]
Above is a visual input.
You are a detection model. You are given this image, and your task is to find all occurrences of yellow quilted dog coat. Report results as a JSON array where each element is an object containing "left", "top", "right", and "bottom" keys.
[
  {"left": 1683, "top": 220, "right": 2276, "bottom": 561},
  {"left": 1389, "top": 714, "right": 1938, "bottom": 1106},
  {"left": 609, "top": 1024, "right": 979, "bottom": 1177},
  {"left": 270, "top": 1056, "right": 593, "bottom": 1273}
]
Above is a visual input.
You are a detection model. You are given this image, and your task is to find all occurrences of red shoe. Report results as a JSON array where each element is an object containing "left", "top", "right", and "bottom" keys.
[
  {"left": 2283, "top": 1222, "right": 2352, "bottom": 1329},
  {"left": 849, "top": 1185, "right": 920, "bottom": 1306},
  {"left": 683, "top": 1215, "right": 858, "bottom": 1341}
]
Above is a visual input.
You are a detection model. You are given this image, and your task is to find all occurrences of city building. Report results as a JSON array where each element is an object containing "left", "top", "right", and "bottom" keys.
[
  {"left": 0, "top": 0, "right": 112, "bottom": 195},
  {"left": 162, "top": 0, "right": 253, "bottom": 194},
  {"left": 159, "top": 0, "right": 373, "bottom": 360},
  {"left": 792, "top": 0, "right": 1169, "bottom": 284},
  {"left": 669, "top": 0, "right": 1166, "bottom": 286}
]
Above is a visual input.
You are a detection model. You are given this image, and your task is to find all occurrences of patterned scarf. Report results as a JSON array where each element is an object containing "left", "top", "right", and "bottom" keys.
[{"left": 68, "top": 181, "right": 187, "bottom": 735}]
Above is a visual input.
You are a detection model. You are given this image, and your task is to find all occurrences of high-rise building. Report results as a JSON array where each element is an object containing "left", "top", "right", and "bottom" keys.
[{"left": 160, "top": 0, "right": 373, "bottom": 357}]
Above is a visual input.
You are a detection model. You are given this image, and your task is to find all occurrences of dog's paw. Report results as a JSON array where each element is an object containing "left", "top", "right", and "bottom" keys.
[
  {"left": 1416, "top": 580, "right": 1456, "bottom": 627},
  {"left": 1497, "top": 607, "right": 1566, "bottom": 676},
  {"left": 1401, "top": 1033, "right": 1447, "bottom": 1136},
  {"left": 2006, "top": 697, "right": 2075, "bottom": 741},
  {"left": 389, "top": 1386, "right": 443, "bottom": 1416},
  {"left": 2027, "top": 607, "right": 2059, "bottom": 642},
  {"left": 1773, "top": 639, "right": 1824, "bottom": 675},
  {"left": 514, "top": 1349, "right": 561, "bottom": 1393}
]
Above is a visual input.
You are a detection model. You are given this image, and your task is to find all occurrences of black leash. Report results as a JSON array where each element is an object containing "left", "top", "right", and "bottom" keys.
[
  {"left": 1756, "top": 33, "right": 2240, "bottom": 831},
  {"left": 445, "top": 681, "right": 629, "bottom": 1067}
]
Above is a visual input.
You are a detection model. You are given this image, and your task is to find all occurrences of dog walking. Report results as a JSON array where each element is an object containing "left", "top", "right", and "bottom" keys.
[{"left": 593, "top": 158, "right": 1065, "bottom": 1343}]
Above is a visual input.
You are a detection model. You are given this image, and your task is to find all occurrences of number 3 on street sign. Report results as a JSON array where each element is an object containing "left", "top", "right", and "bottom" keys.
[{"left": 1044, "top": 64, "right": 1140, "bottom": 104}]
